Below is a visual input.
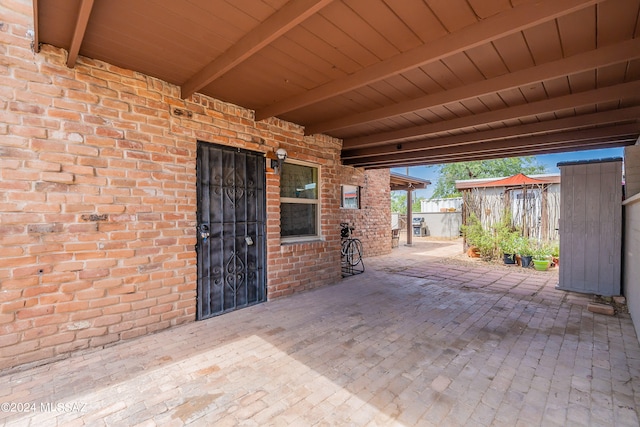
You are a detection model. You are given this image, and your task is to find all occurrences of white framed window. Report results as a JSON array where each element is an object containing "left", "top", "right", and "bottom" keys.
[
  {"left": 280, "top": 160, "right": 320, "bottom": 241},
  {"left": 341, "top": 185, "right": 360, "bottom": 209}
]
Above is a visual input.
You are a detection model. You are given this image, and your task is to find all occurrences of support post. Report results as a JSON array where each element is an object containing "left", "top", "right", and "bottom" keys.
[{"left": 406, "top": 188, "right": 413, "bottom": 246}]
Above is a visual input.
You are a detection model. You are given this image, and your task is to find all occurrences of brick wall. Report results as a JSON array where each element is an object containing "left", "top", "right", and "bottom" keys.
[
  {"left": 339, "top": 167, "right": 392, "bottom": 257},
  {"left": 266, "top": 133, "right": 344, "bottom": 299},
  {"left": 0, "top": 0, "right": 390, "bottom": 371}
]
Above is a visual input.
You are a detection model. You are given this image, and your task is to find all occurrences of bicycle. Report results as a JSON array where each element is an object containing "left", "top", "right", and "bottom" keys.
[{"left": 340, "top": 223, "right": 364, "bottom": 276}]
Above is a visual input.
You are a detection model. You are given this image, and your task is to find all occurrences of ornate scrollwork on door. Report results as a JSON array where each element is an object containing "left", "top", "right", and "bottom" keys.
[
  {"left": 197, "top": 142, "right": 265, "bottom": 320},
  {"left": 225, "top": 252, "right": 245, "bottom": 292},
  {"left": 224, "top": 171, "right": 245, "bottom": 208}
]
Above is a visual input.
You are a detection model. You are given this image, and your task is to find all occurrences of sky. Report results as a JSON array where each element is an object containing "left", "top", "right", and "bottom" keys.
[{"left": 391, "top": 147, "right": 626, "bottom": 200}]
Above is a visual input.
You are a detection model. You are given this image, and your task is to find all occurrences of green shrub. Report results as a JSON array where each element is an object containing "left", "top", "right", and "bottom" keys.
[
  {"left": 461, "top": 214, "right": 496, "bottom": 261},
  {"left": 518, "top": 237, "right": 535, "bottom": 257},
  {"left": 532, "top": 241, "right": 554, "bottom": 261},
  {"left": 460, "top": 213, "right": 485, "bottom": 248}
]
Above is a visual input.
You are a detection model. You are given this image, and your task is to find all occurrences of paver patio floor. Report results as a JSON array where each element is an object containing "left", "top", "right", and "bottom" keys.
[{"left": 1, "top": 239, "right": 639, "bottom": 426}]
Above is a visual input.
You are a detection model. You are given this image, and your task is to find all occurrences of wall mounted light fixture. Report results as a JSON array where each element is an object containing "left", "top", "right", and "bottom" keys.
[{"left": 268, "top": 148, "right": 287, "bottom": 175}]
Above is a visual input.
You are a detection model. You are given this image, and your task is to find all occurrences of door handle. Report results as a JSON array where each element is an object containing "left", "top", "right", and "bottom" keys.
[{"left": 198, "top": 224, "right": 210, "bottom": 242}]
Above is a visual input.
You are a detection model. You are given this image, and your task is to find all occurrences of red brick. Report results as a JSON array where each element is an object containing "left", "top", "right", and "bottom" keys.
[
  {"left": 41, "top": 172, "right": 74, "bottom": 183},
  {"left": 90, "top": 333, "right": 120, "bottom": 347},
  {"left": 88, "top": 296, "right": 119, "bottom": 308},
  {"left": 0, "top": 314, "right": 16, "bottom": 325},
  {"left": 103, "top": 303, "right": 131, "bottom": 315},
  {"left": 1, "top": 340, "right": 40, "bottom": 357},
  {"left": 79, "top": 268, "right": 110, "bottom": 279},
  {"left": 1, "top": 276, "right": 39, "bottom": 290},
  {"left": 93, "top": 278, "right": 124, "bottom": 289},
  {"left": 53, "top": 262, "right": 84, "bottom": 272},
  {"left": 16, "top": 305, "right": 55, "bottom": 319},
  {"left": 120, "top": 327, "right": 148, "bottom": 340},
  {"left": 69, "top": 309, "right": 102, "bottom": 322},
  {"left": 33, "top": 313, "right": 70, "bottom": 327},
  {"left": 76, "top": 327, "right": 107, "bottom": 339},
  {"left": 587, "top": 303, "right": 615, "bottom": 316},
  {"left": 76, "top": 288, "right": 106, "bottom": 300},
  {"left": 40, "top": 332, "right": 75, "bottom": 347},
  {"left": 23, "top": 325, "right": 58, "bottom": 341},
  {"left": 39, "top": 293, "right": 74, "bottom": 305},
  {"left": 108, "top": 321, "right": 134, "bottom": 333},
  {"left": 149, "top": 303, "right": 173, "bottom": 315},
  {"left": 55, "top": 339, "right": 89, "bottom": 354},
  {"left": 55, "top": 301, "right": 89, "bottom": 313},
  {"left": 0, "top": 333, "right": 20, "bottom": 348},
  {"left": 93, "top": 314, "right": 122, "bottom": 327},
  {"left": 47, "top": 108, "right": 82, "bottom": 121}
]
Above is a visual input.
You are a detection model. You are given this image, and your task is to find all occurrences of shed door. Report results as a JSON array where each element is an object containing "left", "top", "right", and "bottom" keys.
[
  {"left": 196, "top": 142, "right": 266, "bottom": 319},
  {"left": 557, "top": 160, "right": 622, "bottom": 296}
]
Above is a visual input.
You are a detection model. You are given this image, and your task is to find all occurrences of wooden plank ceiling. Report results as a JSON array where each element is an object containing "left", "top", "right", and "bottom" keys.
[{"left": 34, "top": 0, "right": 640, "bottom": 168}]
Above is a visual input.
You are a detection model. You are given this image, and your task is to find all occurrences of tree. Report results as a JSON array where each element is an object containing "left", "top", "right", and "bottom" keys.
[
  {"left": 391, "top": 192, "right": 424, "bottom": 214},
  {"left": 430, "top": 157, "right": 546, "bottom": 199},
  {"left": 391, "top": 192, "right": 406, "bottom": 213}
]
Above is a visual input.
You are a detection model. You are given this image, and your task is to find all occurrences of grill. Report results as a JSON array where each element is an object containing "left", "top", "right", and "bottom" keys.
[{"left": 412, "top": 217, "right": 427, "bottom": 237}]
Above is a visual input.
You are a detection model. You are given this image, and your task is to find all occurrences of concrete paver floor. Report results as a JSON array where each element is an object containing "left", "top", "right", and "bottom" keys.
[{"left": 1, "top": 238, "right": 639, "bottom": 426}]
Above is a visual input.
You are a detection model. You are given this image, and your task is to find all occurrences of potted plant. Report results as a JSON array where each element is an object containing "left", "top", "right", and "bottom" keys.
[
  {"left": 550, "top": 241, "right": 560, "bottom": 267},
  {"left": 518, "top": 238, "right": 535, "bottom": 268},
  {"left": 499, "top": 232, "right": 519, "bottom": 265},
  {"left": 532, "top": 242, "right": 552, "bottom": 271},
  {"left": 494, "top": 213, "right": 520, "bottom": 265}
]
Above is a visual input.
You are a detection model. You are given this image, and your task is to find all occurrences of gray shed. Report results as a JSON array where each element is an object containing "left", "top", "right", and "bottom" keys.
[{"left": 557, "top": 158, "right": 623, "bottom": 296}]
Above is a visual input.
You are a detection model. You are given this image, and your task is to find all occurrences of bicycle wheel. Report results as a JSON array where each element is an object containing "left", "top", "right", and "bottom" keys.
[
  {"left": 346, "top": 239, "right": 363, "bottom": 267},
  {"left": 341, "top": 239, "right": 350, "bottom": 259}
]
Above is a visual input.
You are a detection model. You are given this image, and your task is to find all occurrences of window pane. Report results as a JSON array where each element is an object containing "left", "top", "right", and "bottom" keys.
[
  {"left": 280, "top": 163, "right": 317, "bottom": 200},
  {"left": 281, "top": 203, "right": 317, "bottom": 237},
  {"left": 342, "top": 185, "right": 359, "bottom": 209}
]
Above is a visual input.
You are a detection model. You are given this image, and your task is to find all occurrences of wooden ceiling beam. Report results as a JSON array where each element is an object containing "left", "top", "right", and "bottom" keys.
[
  {"left": 181, "top": 0, "right": 334, "bottom": 100},
  {"left": 66, "top": 0, "right": 94, "bottom": 67},
  {"left": 389, "top": 176, "right": 430, "bottom": 191},
  {"left": 32, "top": 0, "right": 39, "bottom": 52},
  {"left": 345, "top": 123, "right": 640, "bottom": 168},
  {"left": 343, "top": 80, "right": 640, "bottom": 149},
  {"left": 390, "top": 184, "right": 429, "bottom": 191},
  {"left": 342, "top": 106, "right": 640, "bottom": 160},
  {"left": 254, "top": 0, "right": 601, "bottom": 121},
  {"left": 353, "top": 135, "right": 638, "bottom": 168},
  {"left": 364, "top": 138, "right": 634, "bottom": 169},
  {"left": 307, "top": 38, "right": 640, "bottom": 135}
]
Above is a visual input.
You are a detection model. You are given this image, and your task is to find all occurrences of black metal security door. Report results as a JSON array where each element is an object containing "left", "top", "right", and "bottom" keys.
[{"left": 196, "top": 142, "right": 266, "bottom": 319}]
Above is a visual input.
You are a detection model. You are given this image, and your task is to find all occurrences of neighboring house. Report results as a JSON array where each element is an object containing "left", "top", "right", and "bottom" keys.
[{"left": 455, "top": 173, "right": 561, "bottom": 241}]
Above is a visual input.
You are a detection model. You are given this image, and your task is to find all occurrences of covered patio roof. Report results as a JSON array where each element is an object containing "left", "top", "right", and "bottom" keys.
[
  {"left": 390, "top": 172, "right": 431, "bottom": 192},
  {"left": 33, "top": 0, "right": 640, "bottom": 168}
]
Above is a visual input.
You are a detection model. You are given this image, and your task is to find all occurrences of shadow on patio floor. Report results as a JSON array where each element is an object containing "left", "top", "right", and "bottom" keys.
[{"left": 2, "top": 239, "right": 639, "bottom": 426}]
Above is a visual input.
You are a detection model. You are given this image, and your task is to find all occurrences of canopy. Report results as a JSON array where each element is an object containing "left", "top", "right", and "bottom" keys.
[
  {"left": 483, "top": 173, "right": 549, "bottom": 187},
  {"left": 456, "top": 173, "right": 559, "bottom": 190}
]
